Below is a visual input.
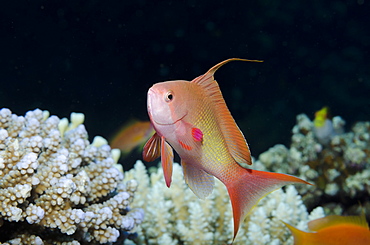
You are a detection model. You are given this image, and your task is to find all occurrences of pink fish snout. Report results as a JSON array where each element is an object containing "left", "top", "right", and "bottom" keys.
[{"left": 147, "top": 88, "right": 154, "bottom": 113}]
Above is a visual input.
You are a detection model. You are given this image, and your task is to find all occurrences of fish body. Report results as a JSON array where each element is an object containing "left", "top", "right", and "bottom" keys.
[
  {"left": 284, "top": 214, "right": 370, "bottom": 245},
  {"left": 143, "top": 58, "right": 310, "bottom": 241}
]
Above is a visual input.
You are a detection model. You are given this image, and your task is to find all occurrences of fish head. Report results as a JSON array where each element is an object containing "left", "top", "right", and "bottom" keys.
[{"left": 147, "top": 80, "right": 193, "bottom": 127}]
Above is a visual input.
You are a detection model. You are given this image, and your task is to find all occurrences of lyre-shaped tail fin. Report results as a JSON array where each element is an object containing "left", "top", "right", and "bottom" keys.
[{"left": 225, "top": 166, "right": 311, "bottom": 242}]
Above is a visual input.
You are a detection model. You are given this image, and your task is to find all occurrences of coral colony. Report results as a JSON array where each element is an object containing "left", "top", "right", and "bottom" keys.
[
  {"left": 0, "top": 108, "right": 143, "bottom": 244},
  {"left": 125, "top": 112, "right": 369, "bottom": 244},
  {"left": 255, "top": 113, "right": 370, "bottom": 211},
  {"left": 125, "top": 160, "right": 325, "bottom": 245},
  {"left": 0, "top": 108, "right": 369, "bottom": 244}
]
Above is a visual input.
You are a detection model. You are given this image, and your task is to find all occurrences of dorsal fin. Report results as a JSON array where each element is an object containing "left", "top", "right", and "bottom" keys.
[
  {"left": 308, "top": 214, "right": 370, "bottom": 231},
  {"left": 192, "top": 58, "right": 262, "bottom": 166}
]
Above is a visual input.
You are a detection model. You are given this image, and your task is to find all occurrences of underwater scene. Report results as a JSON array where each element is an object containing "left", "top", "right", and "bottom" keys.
[{"left": 0, "top": 1, "right": 369, "bottom": 244}]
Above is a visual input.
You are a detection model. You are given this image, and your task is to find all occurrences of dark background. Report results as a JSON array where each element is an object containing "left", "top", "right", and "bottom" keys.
[{"left": 1, "top": 0, "right": 369, "bottom": 168}]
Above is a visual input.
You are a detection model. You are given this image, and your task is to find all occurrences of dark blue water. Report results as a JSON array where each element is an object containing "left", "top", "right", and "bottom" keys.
[{"left": 1, "top": 1, "right": 369, "bottom": 167}]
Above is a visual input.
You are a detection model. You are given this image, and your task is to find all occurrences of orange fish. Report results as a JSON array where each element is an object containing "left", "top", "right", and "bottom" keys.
[
  {"left": 283, "top": 213, "right": 370, "bottom": 245},
  {"left": 142, "top": 58, "right": 311, "bottom": 241},
  {"left": 111, "top": 120, "right": 154, "bottom": 155}
]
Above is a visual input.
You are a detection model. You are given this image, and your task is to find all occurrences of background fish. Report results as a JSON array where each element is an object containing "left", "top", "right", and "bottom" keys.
[
  {"left": 313, "top": 106, "right": 334, "bottom": 144},
  {"left": 143, "top": 58, "right": 311, "bottom": 241},
  {"left": 111, "top": 119, "right": 154, "bottom": 157},
  {"left": 283, "top": 213, "right": 370, "bottom": 245}
]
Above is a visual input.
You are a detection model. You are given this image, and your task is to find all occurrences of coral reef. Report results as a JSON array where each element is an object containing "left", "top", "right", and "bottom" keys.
[
  {"left": 122, "top": 112, "right": 369, "bottom": 244},
  {"left": 254, "top": 113, "right": 370, "bottom": 216},
  {"left": 0, "top": 108, "right": 143, "bottom": 244},
  {"left": 125, "top": 160, "right": 324, "bottom": 245}
]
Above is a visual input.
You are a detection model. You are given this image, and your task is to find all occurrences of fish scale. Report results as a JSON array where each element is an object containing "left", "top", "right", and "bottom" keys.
[{"left": 196, "top": 106, "right": 231, "bottom": 173}]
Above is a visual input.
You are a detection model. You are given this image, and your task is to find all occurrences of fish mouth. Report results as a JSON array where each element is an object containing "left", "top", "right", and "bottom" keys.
[{"left": 154, "top": 112, "right": 187, "bottom": 126}]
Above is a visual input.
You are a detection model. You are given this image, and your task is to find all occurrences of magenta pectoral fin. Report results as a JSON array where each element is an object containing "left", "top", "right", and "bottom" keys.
[
  {"left": 161, "top": 136, "right": 174, "bottom": 187},
  {"left": 225, "top": 168, "right": 311, "bottom": 241}
]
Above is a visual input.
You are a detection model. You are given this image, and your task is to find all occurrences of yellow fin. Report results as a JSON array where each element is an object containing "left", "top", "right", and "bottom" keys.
[{"left": 308, "top": 214, "right": 369, "bottom": 232}]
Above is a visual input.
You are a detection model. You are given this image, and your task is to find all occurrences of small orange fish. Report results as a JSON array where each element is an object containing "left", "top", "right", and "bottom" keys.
[
  {"left": 110, "top": 120, "right": 154, "bottom": 155},
  {"left": 143, "top": 58, "right": 310, "bottom": 241},
  {"left": 283, "top": 213, "right": 370, "bottom": 245}
]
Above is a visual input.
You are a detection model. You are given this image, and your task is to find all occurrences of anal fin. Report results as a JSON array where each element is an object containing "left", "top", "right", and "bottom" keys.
[{"left": 182, "top": 160, "right": 214, "bottom": 199}]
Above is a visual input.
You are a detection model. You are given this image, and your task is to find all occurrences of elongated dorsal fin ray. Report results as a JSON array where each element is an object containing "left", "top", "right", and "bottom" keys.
[
  {"left": 193, "top": 58, "right": 263, "bottom": 89},
  {"left": 207, "top": 58, "right": 263, "bottom": 76},
  {"left": 192, "top": 58, "right": 262, "bottom": 166}
]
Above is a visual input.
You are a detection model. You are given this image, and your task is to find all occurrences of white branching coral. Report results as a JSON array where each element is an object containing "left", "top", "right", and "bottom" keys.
[
  {"left": 0, "top": 108, "right": 143, "bottom": 244},
  {"left": 125, "top": 160, "right": 323, "bottom": 245},
  {"left": 254, "top": 113, "right": 370, "bottom": 216}
]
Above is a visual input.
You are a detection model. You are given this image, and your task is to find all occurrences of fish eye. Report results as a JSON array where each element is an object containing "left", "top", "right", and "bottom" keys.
[{"left": 164, "top": 91, "right": 174, "bottom": 102}]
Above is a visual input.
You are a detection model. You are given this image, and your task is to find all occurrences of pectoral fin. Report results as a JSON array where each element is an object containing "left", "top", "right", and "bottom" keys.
[
  {"left": 142, "top": 132, "right": 161, "bottom": 162},
  {"left": 161, "top": 136, "right": 173, "bottom": 187},
  {"left": 177, "top": 120, "right": 203, "bottom": 151}
]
